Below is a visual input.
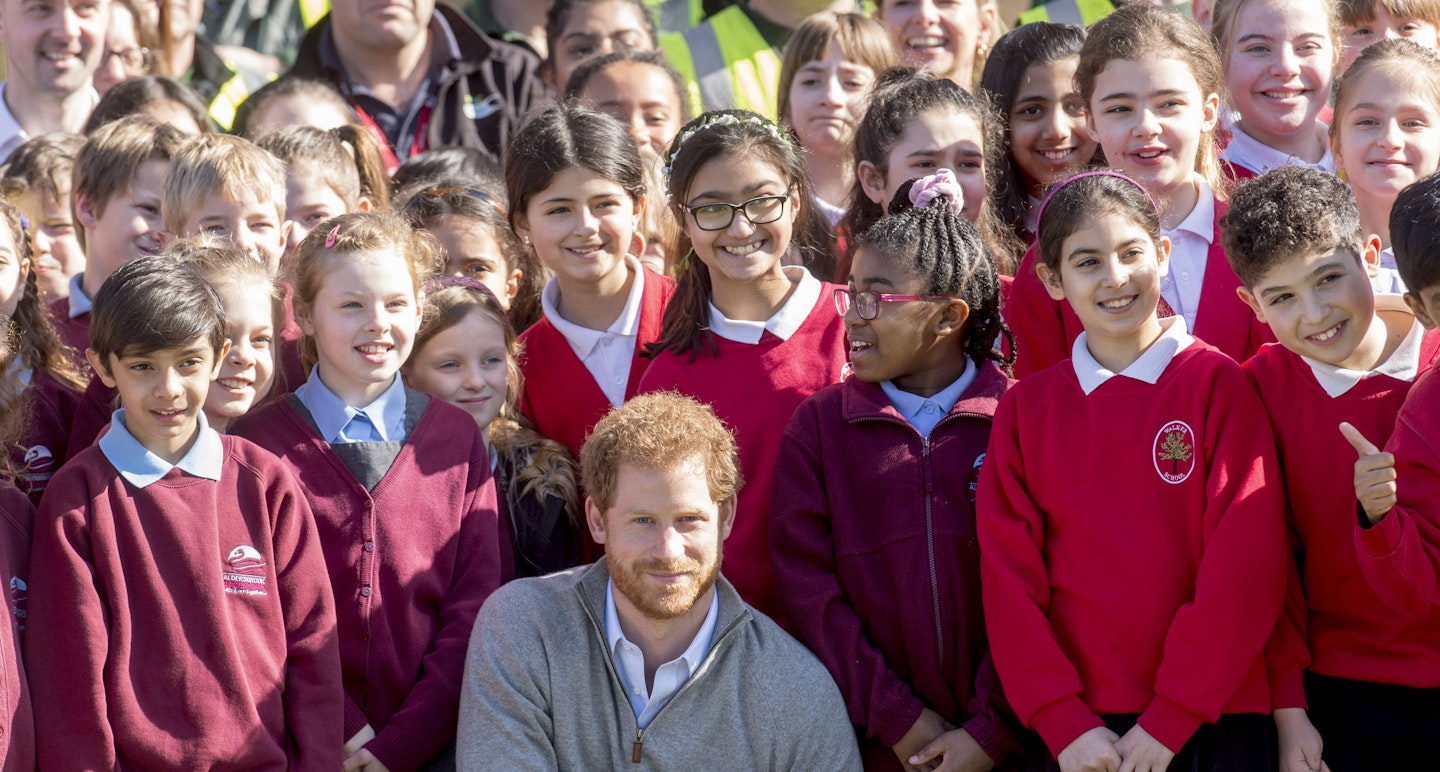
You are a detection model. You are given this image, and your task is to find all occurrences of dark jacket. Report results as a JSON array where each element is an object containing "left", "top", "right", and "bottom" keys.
[{"left": 288, "top": 3, "right": 544, "bottom": 162}]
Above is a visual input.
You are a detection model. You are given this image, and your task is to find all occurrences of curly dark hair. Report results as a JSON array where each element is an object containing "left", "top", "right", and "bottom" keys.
[
  {"left": 1391, "top": 169, "right": 1440, "bottom": 294},
  {"left": 1221, "top": 166, "right": 1363, "bottom": 289}
]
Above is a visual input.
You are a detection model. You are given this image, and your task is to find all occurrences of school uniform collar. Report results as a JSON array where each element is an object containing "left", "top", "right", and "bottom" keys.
[
  {"left": 294, "top": 366, "right": 408, "bottom": 443},
  {"left": 66, "top": 273, "right": 93, "bottom": 318},
  {"left": 707, "top": 266, "right": 821, "bottom": 344},
  {"left": 1302, "top": 294, "right": 1426, "bottom": 398},
  {"left": 99, "top": 409, "right": 224, "bottom": 488},
  {"left": 879, "top": 357, "right": 976, "bottom": 422},
  {"left": 1072, "top": 315, "right": 1194, "bottom": 395},
  {"left": 1168, "top": 174, "right": 1215, "bottom": 243},
  {"left": 541, "top": 255, "right": 645, "bottom": 356},
  {"left": 1222, "top": 123, "right": 1336, "bottom": 175}
]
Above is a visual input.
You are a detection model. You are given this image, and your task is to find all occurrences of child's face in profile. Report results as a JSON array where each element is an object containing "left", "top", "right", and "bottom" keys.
[
  {"left": 15, "top": 187, "right": 84, "bottom": 304},
  {"left": 1039, "top": 211, "right": 1172, "bottom": 352},
  {"left": 204, "top": 281, "right": 276, "bottom": 432},
  {"left": 1238, "top": 244, "right": 1382, "bottom": 368},
  {"left": 1343, "top": 9, "right": 1440, "bottom": 71},
  {"left": 88, "top": 336, "right": 227, "bottom": 465},
  {"left": 403, "top": 308, "right": 509, "bottom": 434},
  {"left": 182, "top": 190, "right": 287, "bottom": 275},
  {"left": 842, "top": 247, "right": 965, "bottom": 393}
]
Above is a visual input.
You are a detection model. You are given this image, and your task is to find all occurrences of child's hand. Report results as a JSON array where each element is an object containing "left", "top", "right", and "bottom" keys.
[
  {"left": 1340, "top": 422, "right": 1397, "bottom": 524},
  {"left": 893, "top": 708, "right": 953, "bottom": 771},
  {"left": 342, "top": 748, "right": 391, "bottom": 772},
  {"left": 908, "top": 727, "right": 995, "bottom": 772},
  {"left": 1274, "top": 707, "right": 1331, "bottom": 772},
  {"left": 343, "top": 724, "right": 376, "bottom": 756},
  {"left": 1057, "top": 726, "right": 1121, "bottom": 772},
  {"left": 1113, "top": 724, "right": 1174, "bottom": 772}
]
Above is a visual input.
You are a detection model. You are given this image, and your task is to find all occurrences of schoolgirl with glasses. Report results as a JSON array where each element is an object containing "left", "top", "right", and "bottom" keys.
[
  {"left": 772, "top": 170, "right": 1020, "bottom": 772},
  {"left": 639, "top": 109, "right": 847, "bottom": 623}
]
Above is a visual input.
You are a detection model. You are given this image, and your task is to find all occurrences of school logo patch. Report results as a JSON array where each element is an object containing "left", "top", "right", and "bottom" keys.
[
  {"left": 222, "top": 545, "right": 269, "bottom": 596},
  {"left": 1153, "top": 421, "right": 1196, "bottom": 484}
]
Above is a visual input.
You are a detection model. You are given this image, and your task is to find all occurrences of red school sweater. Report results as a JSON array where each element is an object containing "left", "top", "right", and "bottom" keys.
[
  {"left": 11, "top": 370, "right": 80, "bottom": 504},
  {"left": 231, "top": 392, "right": 501, "bottom": 771},
  {"left": 771, "top": 364, "right": 1017, "bottom": 769},
  {"left": 0, "top": 485, "right": 34, "bottom": 772},
  {"left": 25, "top": 435, "right": 343, "bottom": 770},
  {"left": 1352, "top": 365, "right": 1440, "bottom": 614},
  {"left": 639, "top": 286, "right": 849, "bottom": 620},
  {"left": 1244, "top": 337, "right": 1440, "bottom": 705},
  {"left": 977, "top": 342, "right": 1285, "bottom": 757},
  {"left": 1005, "top": 201, "right": 1272, "bottom": 378},
  {"left": 517, "top": 268, "right": 674, "bottom": 459}
]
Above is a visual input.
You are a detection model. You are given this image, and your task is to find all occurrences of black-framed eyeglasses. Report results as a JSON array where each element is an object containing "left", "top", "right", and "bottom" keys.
[
  {"left": 102, "top": 46, "right": 153, "bottom": 74},
  {"left": 833, "top": 288, "right": 955, "bottom": 321},
  {"left": 685, "top": 193, "right": 788, "bottom": 231}
]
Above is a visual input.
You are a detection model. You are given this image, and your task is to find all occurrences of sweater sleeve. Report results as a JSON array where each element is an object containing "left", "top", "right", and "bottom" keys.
[
  {"left": 769, "top": 411, "right": 925, "bottom": 748},
  {"left": 771, "top": 636, "right": 865, "bottom": 772},
  {"left": 962, "top": 650, "right": 1019, "bottom": 765},
  {"left": 268, "top": 463, "right": 345, "bottom": 771},
  {"left": 1355, "top": 407, "right": 1440, "bottom": 615},
  {"left": 977, "top": 391, "right": 1103, "bottom": 757},
  {"left": 1138, "top": 368, "right": 1286, "bottom": 752},
  {"left": 1264, "top": 516, "right": 1311, "bottom": 711},
  {"left": 366, "top": 435, "right": 502, "bottom": 770},
  {"left": 1006, "top": 245, "right": 1070, "bottom": 379},
  {"left": 455, "top": 586, "right": 559, "bottom": 772},
  {"left": 25, "top": 475, "right": 116, "bottom": 769}
]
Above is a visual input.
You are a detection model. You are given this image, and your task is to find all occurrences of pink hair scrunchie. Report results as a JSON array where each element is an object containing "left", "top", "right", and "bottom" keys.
[{"left": 908, "top": 169, "right": 966, "bottom": 216}]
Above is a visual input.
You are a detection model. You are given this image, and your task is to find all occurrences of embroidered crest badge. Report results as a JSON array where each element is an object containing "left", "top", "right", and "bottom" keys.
[
  {"left": 222, "top": 545, "right": 269, "bottom": 596},
  {"left": 1153, "top": 421, "right": 1196, "bottom": 484}
]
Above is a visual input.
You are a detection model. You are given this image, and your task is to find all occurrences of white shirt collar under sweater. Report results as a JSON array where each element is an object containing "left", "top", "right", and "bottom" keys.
[
  {"left": 1072, "top": 315, "right": 1195, "bottom": 395},
  {"left": 707, "top": 266, "right": 821, "bottom": 344},
  {"left": 540, "top": 255, "right": 646, "bottom": 407},
  {"left": 1221, "top": 123, "right": 1336, "bottom": 174},
  {"left": 1302, "top": 294, "right": 1426, "bottom": 398}
]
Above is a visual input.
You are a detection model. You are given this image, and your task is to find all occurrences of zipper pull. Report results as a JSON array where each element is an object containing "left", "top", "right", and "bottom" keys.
[{"left": 632, "top": 729, "right": 643, "bottom": 763}]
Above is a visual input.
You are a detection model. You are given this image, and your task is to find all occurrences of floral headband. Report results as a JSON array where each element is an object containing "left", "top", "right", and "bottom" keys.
[{"left": 663, "top": 112, "right": 792, "bottom": 197}]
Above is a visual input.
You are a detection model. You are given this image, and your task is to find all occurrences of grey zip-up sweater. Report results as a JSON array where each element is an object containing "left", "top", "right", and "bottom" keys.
[{"left": 457, "top": 559, "right": 861, "bottom": 770}]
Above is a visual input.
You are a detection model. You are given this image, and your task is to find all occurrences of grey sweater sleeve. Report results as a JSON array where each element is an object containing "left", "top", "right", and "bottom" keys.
[
  {"left": 457, "top": 585, "right": 559, "bottom": 772},
  {"left": 779, "top": 650, "right": 864, "bottom": 771}
]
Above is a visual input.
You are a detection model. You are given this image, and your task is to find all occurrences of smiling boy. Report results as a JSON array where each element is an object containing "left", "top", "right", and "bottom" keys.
[
  {"left": 163, "top": 133, "right": 288, "bottom": 275},
  {"left": 1223, "top": 166, "right": 1440, "bottom": 771},
  {"left": 25, "top": 254, "right": 342, "bottom": 769}
]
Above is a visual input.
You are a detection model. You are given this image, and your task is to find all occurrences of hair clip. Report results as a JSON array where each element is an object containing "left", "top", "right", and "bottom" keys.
[
  {"left": 324, "top": 224, "right": 342, "bottom": 249},
  {"left": 909, "top": 170, "right": 965, "bottom": 216},
  {"left": 17, "top": 214, "right": 28, "bottom": 232},
  {"left": 1035, "top": 170, "right": 1159, "bottom": 229}
]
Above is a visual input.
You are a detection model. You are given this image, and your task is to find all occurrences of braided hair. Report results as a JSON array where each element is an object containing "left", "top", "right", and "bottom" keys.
[{"left": 858, "top": 178, "right": 1015, "bottom": 368}]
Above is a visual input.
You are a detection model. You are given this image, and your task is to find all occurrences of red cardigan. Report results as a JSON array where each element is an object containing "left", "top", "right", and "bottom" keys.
[
  {"left": 26, "top": 436, "right": 342, "bottom": 770},
  {"left": 1005, "top": 200, "right": 1272, "bottom": 378},
  {"left": 639, "top": 286, "right": 849, "bottom": 621},
  {"left": 232, "top": 393, "right": 500, "bottom": 771},
  {"left": 771, "top": 364, "right": 1017, "bottom": 768},
  {"left": 0, "top": 485, "right": 33, "bottom": 772},
  {"left": 1244, "top": 336, "right": 1440, "bottom": 707},
  {"left": 517, "top": 269, "right": 674, "bottom": 460},
  {"left": 978, "top": 342, "right": 1285, "bottom": 756}
]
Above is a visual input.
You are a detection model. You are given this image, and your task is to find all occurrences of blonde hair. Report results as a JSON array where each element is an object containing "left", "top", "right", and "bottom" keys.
[
  {"left": 162, "top": 134, "right": 287, "bottom": 234},
  {"left": 289, "top": 211, "right": 443, "bottom": 374},
  {"left": 580, "top": 391, "right": 743, "bottom": 514}
]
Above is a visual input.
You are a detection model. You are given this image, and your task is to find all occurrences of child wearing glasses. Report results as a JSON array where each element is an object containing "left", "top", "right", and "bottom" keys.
[
  {"left": 979, "top": 172, "right": 1285, "bottom": 772},
  {"left": 771, "top": 170, "right": 1020, "bottom": 772},
  {"left": 639, "top": 109, "right": 847, "bottom": 622}
]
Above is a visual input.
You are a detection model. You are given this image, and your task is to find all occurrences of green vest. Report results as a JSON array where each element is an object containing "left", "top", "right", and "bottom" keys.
[
  {"left": 1016, "top": 0, "right": 1114, "bottom": 26},
  {"left": 658, "top": 5, "right": 780, "bottom": 120}
]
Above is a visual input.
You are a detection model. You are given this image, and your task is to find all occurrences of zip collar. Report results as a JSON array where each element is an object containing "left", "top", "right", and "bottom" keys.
[{"left": 840, "top": 359, "right": 1010, "bottom": 426}]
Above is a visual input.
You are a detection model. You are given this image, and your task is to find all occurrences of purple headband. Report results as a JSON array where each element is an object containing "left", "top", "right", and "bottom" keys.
[{"left": 1034, "top": 170, "right": 1159, "bottom": 232}]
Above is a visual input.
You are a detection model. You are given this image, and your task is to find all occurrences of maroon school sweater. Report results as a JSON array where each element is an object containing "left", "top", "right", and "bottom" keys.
[
  {"left": 42, "top": 295, "right": 87, "bottom": 367},
  {"left": 978, "top": 342, "right": 1285, "bottom": 756},
  {"left": 639, "top": 286, "right": 848, "bottom": 620},
  {"left": 64, "top": 374, "right": 117, "bottom": 463},
  {"left": 11, "top": 370, "right": 80, "bottom": 504},
  {"left": 771, "top": 364, "right": 1018, "bottom": 768},
  {"left": 232, "top": 393, "right": 501, "bottom": 771},
  {"left": 0, "top": 485, "right": 34, "bottom": 772},
  {"left": 516, "top": 268, "right": 674, "bottom": 459},
  {"left": 25, "top": 436, "right": 343, "bottom": 770},
  {"left": 1005, "top": 201, "right": 1272, "bottom": 377},
  {"left": 1245, "top": 337, "right": 1440, "bottom": 704},
  {"left": 1353, "top": 365, "right": 1440, "bottom": 614}
]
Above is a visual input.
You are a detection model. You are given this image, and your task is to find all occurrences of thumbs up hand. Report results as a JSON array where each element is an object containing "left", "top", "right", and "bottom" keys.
[{"left": 1341, "top": 422, "right": 1397, "bottom": 525}]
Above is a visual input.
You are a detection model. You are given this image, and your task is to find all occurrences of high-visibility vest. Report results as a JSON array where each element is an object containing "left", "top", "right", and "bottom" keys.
[
  {"left": 658, "top": 5, "right": 780, "bottom": 120},
  {"left": 643, "top": 0, "right": 706, "bottom": 33},
  {"left": 298, "top": 0, "right": 329, "bottom": 29},
  {"left": 1016, "top": 0, "right": 1114, "bottom": 26}
]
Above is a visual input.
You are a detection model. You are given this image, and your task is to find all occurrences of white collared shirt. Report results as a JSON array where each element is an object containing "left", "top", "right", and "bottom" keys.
[
  {"left": 1372, "top": 247, "right": 1406, "bottom": 295},
  {"left": 541, "top": 256, "right": 646, "bottom": 408},
  {"left": 1072, "top": 316, "right": 1195, "bottom": 395},
  {"left": 1302, "top": 295, "right": 1426, "bottom": 398},
  {"left": 1161, "top": 175, "right": 1216, "bottom": 332},
  {"left": 1221, "top": 123, "right": 1336, "bottom": 175},
  {"left": 605, "top": 579, "right": 719, "bottom": 728},
  {"left": 879, "top": 358, "right": 977, "bottom": 439},
  {"left": 98, "top": 409, "right": 225, "bottom": 488},
  {"left": 0, "top": 83, "right": 29, "bottom": 164},
  {"left": 707, "top": 266, "right": 821, "bottom": 344}
]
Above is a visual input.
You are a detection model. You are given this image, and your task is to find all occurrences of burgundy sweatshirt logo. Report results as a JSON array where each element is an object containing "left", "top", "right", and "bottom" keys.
[
  {"left": 222, "top": 545, "right": 269, "bottom": 596},
  {"left": 1153, "top": 421, "right": 1196, "bottom": 484}
]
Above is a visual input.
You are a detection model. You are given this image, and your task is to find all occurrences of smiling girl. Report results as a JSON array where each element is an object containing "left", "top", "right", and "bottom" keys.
[
  {"left": 1008, "top": 3, "right": 1271, "bottom": 377},
  {"left": 639, "top": 110, "right": 847, "bottom": 622},
  {"left": 1212, "top": 0, "right": 1341, "bottom": 178},
  {"left": 1331, "top": 38, "right": 1440, "bottom": 293}
]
